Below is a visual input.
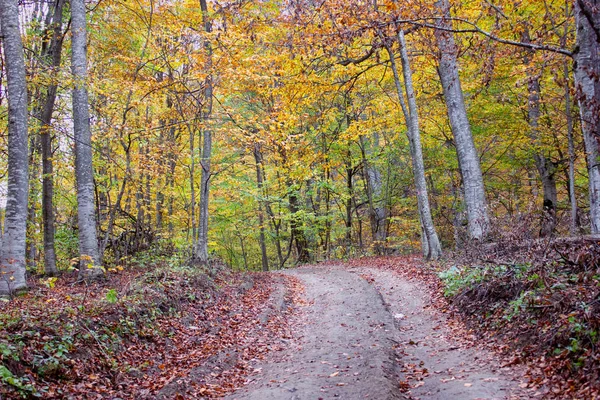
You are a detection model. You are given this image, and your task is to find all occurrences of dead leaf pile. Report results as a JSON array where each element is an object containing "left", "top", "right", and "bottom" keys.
[{"left": 0, "top": 263, "right": 304, "bottom": 399}]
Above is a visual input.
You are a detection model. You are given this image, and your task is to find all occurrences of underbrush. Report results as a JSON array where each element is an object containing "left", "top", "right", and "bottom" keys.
[
  {"left": 0, "top": 249, "right": 292, "bottom": 398},
  {"left": 439, "top": 236, "right": 600, "bottom": 398}
]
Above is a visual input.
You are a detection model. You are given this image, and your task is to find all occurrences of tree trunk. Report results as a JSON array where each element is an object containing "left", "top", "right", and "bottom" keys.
[
  {"left": 238, "top": 231, "right": 248, "bottom": 271},
  {"left": 0, "top": 0, "right": 30, "bottom": 295},
  {"left": 344, "top": 143, "right": 353, "bottom": 252},
  {"left": 289, "top": 184, "right": 310, "bottom": 264},
  {"left": 398, "top": 29, "right": 442, "bottom": 259},
  {"left": 167, "top": 124, "right": 177, "bottom": 237},
  {"left": 193, "top": 0, "right": 213, "bottom": 265},
  {"left": 384, "top": 29, "right": 442, "bottom": 259},
  {"left": 253, "top": 144, "right": 269, "bottom": 272},
  {"left": 27, "top": 139, "right": 39, "bottom": 272},
  {"left": 189, "top": 128, "right": 197, "bottom": 244},
  {"left": 522, "top": 31, "right": 557, "bottom": 237},
  {"left": 360, "top": 133, "right": 389, "bottom": 254},
  {"left": 565, "top": 58, "right": 578, "bottom": 234},
  {"left": 39, "top": 0, "right": 65, "bottom": 276},
  {"left": 71, "top": 0, "right": 102, "bottom": 278},
  {"left": 573, "top": 0, "right": 600, "bottom": 234},
  {"left": 434, "top": 0, "right": 489, "bottom": 240}
]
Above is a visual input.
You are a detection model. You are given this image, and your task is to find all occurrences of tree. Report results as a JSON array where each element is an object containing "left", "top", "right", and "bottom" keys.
[
  {"left": 521, "top": 30, "right": 557, "bottom": 237},
  {"left": 434, "top": 0, "right": 490, "bottom": 240},
  {"left": 38, "top": 0, "right": 66, "bottom": 276},
  {"left": 573, "top": 0, "right": 600, "bottom": 234},
  {"left": 193, "top": 0, "right": 214, "bottom": 265},
  {"left": 383, "top": 27, "right": 442, "bottom": 259},
  {"left": 0, "top": 0, "right": 30, "bottom": 294},
  {"left": 360, "top": 133, "right": 390, "bottom": 253},
  {"left": 253, "top": 143, "right": 269, "bottom": 271},
  {"left": 71, "top": 0, "right": 102, "bottom": 278}
]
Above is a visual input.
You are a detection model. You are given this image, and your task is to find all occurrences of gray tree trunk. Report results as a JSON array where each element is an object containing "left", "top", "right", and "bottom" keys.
[
  {"left": 193, "top": 0, "right": 213, "bottom": 264},
  {"left": 398, "top": 30, "right": 442, "bottom": 260},
  {"left": 360, "top": 133, "right": 390, "bottom": 252},
  {"left": 561, "top": 10, "right": 579, "bottom": 235},
  {"left": 565, "top": 59, "right": 578, "bottom": 234},
  {"left": 573, "top": 0, "right": 600, "bottom": 234},
  {"left": 39, "top": 0, "right": 65, "bottom": 276},
  {"left": 253, "top": 144, "right": 269, "bottom": 271},
  {"left": 522, "top": 31, "right": 557, "bottom": 237},
  {"left": 189, "top": 128, "right": 197, "bottom": 244},
  {"left": 71, "top": 0, "right": 102, "bottom": 278},
  {"left": 434, "top": 0, "right": 489, "bottom": 240},
  {"left": 0, "top": 0, "right": 30, "bottom": 295},
  {"left": 529, "top": 89, "right": 558, "bottom": 235},
  {"left": 384, "top": 29, "right": 442, "bottom": 260}
]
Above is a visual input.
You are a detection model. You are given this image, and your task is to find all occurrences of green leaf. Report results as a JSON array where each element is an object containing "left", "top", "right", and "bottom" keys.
[{"left": 105, "top": 289, "right": 118, "bottom": 304}]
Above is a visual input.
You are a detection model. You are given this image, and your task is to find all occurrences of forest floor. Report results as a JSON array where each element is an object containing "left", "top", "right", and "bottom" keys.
[
  {"left": 226, "top": 263, "right": 534, "bottom": 400},
  {"left": 2, "top": 250, "right": 598, "bottom": 399}
]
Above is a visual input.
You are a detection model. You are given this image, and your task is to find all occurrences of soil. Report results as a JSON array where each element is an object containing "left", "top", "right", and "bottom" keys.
[{"left": 225, "top": 264, "right": 538, "bottom": 400}]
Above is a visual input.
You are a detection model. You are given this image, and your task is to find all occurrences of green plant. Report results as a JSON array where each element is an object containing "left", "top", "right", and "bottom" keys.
[
  {"left": 0, "top": 365, "right": 36, "bottom": 396},
  {"left": 106, "top": 289, "right": 118, "bottom": 304},
  {"left": 504, "top": 291, "right": 531, "bottom": 321},
  {"left": 0, "top": 342, "right": 20, "bottom": 361},
  {"left": 438, "top": 266, "right": 485, "bottom": 297}
]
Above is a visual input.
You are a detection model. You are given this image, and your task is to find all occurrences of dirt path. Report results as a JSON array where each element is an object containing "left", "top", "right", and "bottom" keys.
[
  {"left": 352, "top": 266, "right": 533, "bottom": 400},
  {"left": 226, "top": 264, "right": 533, "bottom": 400}
]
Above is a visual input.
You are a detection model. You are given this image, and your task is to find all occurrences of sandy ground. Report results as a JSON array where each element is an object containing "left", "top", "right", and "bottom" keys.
[{"left": 225, "top": 264, "right": 534, "bottom": 400}]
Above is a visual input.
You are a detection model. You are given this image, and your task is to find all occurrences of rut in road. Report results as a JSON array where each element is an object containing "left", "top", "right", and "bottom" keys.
[{"left": 226, "top": 265, "right": 532, "bottom": 400}]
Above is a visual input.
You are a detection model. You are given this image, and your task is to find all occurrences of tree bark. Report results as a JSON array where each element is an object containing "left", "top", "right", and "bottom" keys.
[
  {"left": 71, "top": 0, "right": 102, "bottom": 278},
  {"left": 0, "top": 0, "right": 30, "bottom": 295},
  {"left": 383, "top": 29, "right": 442, "bottom": 259},
  {"left": 38, "top": 0, "right": 65, "bottom": 276},
  {"left": 573, "top": 0, "right": 600, "bottom": 234},
  {"left": 397, "top": 30, "right": 442, "bottom": 260},
  {"left": 193, "top": 0, "right": 214, "bottom": 265},
  {"left": 434, "top": 0, "right": 489, "bottom": 240}
]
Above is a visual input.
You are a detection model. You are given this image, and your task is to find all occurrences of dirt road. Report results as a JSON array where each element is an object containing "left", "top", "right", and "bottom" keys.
[{"left": 226, "top": 264, "right": 532, "bottom": 400}]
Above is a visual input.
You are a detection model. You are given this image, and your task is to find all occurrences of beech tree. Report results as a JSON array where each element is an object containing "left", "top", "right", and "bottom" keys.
[
  {"left": 38, "top": 0, "right": 66, "bottom": 276},
  {"left": 383, "top": 27, "right": 442, "bottom": 260},
  {"left": 71, "top": 0, "right": 102, "bottom": 278},
  {"left": 434, "top": 0, "right": 490, "bottom": 240},
  {"left": 0, "top": 0, "right": 30, "bottom": 295},
  {"left": 193, "top": 0, "right": 214, "bottom": 265},
  {"left": 573, "top": 0, "right": 600, "bottom": 234}
]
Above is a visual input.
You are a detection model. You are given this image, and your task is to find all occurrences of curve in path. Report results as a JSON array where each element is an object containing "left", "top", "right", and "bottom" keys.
[
  {"left": 226, "top": 264, "right": 531, "bottom": 400},
  {"left": 226, "top": 266, "right": 401, "bottom": 400}
]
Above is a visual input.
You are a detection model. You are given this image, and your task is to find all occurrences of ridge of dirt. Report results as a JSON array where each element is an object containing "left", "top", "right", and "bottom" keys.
[
  {"left": 350, "top": 265, "right": 534, "bottom": 399},
  {"left": 156, "top": 274, "right": 295, "bottom": 399}
]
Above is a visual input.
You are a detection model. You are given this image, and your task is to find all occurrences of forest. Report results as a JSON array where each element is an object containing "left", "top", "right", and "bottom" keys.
[{"left": 1, "top": 0, "right": 600, "bottom": 398}]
